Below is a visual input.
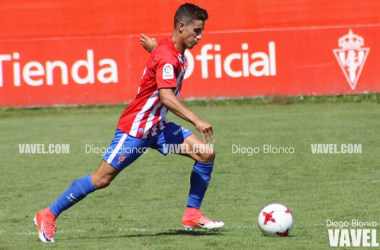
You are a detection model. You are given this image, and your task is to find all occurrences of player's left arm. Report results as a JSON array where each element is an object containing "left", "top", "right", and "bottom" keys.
[
  {"left": 140, "top": 33, "right": 157, "bottom": 53},
  {"left": 159, "top": 88, "right": 215, "bottom": 143}
]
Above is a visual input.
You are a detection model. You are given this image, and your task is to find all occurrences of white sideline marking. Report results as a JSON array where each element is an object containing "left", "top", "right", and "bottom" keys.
[{"left": 2, "top": 223, "right": 329, "bottom": 235}]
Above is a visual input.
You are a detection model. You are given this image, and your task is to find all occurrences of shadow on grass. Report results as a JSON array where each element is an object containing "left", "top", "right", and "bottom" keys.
[{"left": 78, "top": 229, "right": 224, "bottom": 240}]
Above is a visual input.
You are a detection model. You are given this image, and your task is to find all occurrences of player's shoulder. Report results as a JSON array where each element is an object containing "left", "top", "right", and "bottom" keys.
[
  {"left": 154, "top": 38, "right": 175, "bottom": 54},
  {"left": 153, "top": 38, "right": 179, "bottom": 63}
]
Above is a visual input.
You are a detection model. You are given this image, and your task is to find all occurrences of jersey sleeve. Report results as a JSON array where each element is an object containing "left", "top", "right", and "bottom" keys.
[{"left": 155, "top": 50, "right": 178, "bottom": 89}]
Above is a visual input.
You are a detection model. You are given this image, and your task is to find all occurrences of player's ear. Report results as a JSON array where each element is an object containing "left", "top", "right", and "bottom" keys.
[{"left": 178, "top": 22, "right": 185, "bottom": 33}]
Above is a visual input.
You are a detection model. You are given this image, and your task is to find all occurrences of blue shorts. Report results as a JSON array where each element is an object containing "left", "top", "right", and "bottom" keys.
[{"left": 103, "top": 122, "right": 193, "bottom": 170}]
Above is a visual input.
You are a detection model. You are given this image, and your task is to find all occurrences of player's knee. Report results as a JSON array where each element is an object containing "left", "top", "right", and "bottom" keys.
[
  {"left": 98, "top": 180, "right": 111, "bottom": 189},
  {"left": 199, "top": 149, "right": 215, "bottom": 163},
  {"left": 92, "top": 177, "right": 112, "bottom": 190}
]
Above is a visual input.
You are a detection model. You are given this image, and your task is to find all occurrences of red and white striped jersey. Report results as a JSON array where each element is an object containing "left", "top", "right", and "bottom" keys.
[{"left": 117, "top": 37, "right": 187, "bottom": 138}]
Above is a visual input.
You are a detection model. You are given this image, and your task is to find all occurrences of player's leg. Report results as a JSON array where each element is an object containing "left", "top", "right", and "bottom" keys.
[
  {"left": 34, "top": 160, "right": 119, "bottom": 243},
  {"left": 153, "top": 123, "right": 223, "bottom": 230},
  {"left": 35, "top": 129, "right": 149, "bottom": 242},
  {"left": 91, "top": 160, "right": 121, "bottom": 189},
  {"left": 177, "top": 134, "right": 224, "bottom": 230},
  {"left": 176, "top": 134, "right": 215, "bottom": 207},
  {"left": 49, "top": 160, "right": 120, "bottom": 218}
]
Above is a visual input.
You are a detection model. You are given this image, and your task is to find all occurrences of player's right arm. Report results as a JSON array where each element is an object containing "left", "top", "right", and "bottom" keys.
[{"left": 159, "top": 88, "right": 215, "bottom": 143}]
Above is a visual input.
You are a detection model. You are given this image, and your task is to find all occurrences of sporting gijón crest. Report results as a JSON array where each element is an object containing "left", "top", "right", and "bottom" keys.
[{"left": 333, "top": 29, "right": 369, "bottom": 90}]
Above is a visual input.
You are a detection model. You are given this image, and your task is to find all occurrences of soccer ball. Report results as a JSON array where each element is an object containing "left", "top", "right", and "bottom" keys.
[{"left": 257, "top": 203, "right": 293, "bottom": 237}]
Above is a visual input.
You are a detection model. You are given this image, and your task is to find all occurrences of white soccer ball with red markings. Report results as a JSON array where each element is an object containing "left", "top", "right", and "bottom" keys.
[{"left": 257, "top": 203, "right": 293, "bottom": 237}]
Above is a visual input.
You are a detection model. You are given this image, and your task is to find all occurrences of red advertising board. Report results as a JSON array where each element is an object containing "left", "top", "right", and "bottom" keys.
[
  {"left": 0, "top": 0, "right": 379, "bottom": 107},
  {"left": 0, "top": 38, "right": 135, "bottom": 107}
]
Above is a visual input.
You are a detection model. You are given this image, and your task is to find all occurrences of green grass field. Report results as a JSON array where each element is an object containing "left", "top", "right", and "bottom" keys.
[{"left": 1, "top": 97, "right": 380, "bottom": 249}]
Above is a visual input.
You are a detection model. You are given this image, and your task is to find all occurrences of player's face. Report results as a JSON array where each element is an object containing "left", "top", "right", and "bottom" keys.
[{"left": 181, "top": 20, "right": 204, "bottom": 49}]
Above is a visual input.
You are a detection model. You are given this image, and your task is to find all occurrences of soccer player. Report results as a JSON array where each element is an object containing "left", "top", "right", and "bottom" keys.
[{"left": 34, "top": 3, "right": 224, "bottom": 243}]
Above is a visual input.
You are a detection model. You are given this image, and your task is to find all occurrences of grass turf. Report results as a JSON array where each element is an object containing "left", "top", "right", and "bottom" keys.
[{"left": 0, "top": 98, "right": 379, "bottom": 249}]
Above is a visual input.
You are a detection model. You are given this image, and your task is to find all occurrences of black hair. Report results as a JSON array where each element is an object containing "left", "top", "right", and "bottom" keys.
[{"left": 174, "top": 3, "right": 208, "bottom": 28}]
